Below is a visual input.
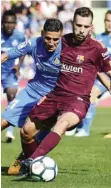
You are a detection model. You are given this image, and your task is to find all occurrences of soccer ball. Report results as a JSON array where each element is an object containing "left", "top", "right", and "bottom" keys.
[{"left": 31, "top": 156, "right": 58, "bottom": 182}]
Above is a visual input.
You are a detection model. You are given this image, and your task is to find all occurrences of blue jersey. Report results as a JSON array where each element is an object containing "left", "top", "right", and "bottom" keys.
[
  {"left": 96, "top": 32, "right": 111, "bottom": 56},
  {"left": 2, "top": 37, "right": 62, "bottom": 127},
  {"left": 7, "top": 37, "right": 62, "bottom": 97},
  {"left": 1, "top": 29, "right": 25, "bottom": 74}
]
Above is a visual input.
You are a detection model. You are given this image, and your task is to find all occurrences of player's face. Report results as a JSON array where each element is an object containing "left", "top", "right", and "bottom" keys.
[
  {"left": 73, "top": 15, "right": 93, "bottom": 42},
  {"left": 43, "top": 31, "right": 62, "bottom": 52},
  {"left": 2, "top": 16, "right": 16, "bottom": 36},
  {"left": 104, "top": 13, "right": 111, "bottom": 34}
]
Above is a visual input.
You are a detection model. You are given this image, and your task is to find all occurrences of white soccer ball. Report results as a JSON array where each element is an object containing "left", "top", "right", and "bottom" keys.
[{"left": 31, "top": 156, "right": 58, "bottom": 182}]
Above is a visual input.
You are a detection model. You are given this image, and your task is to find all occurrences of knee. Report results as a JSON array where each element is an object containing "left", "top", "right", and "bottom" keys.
[{"left": 20, "top": 127, "right": 33, "bottom": 142}]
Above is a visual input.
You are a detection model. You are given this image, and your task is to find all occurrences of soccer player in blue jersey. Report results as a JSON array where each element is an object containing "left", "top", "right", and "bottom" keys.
[
  {"left": 73, "top": 10, "right": 111, "bottom": 137},
  {"left": 1, "top": 18, "right": 63, "bottom": 174},
  {"left": 1, "top": 10, "right": 25, "bottom": 142}
]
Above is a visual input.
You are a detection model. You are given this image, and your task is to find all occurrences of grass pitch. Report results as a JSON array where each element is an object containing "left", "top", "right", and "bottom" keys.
[{"left": 1, "top": 108, "right": 111, "bottom": 188}]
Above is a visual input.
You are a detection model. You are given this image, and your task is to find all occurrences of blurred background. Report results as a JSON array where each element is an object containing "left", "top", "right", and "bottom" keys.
[{"left": 1, "top": 0, "right": 111, "bottom": 107}]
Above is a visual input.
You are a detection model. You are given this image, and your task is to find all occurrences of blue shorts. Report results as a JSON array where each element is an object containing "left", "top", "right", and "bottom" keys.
[
  {"left": 1, "top": 71, "right": 18, "bottom": 91},
  {"left": 94, "top": 79, "right": 107, "bottom": 95},
  {"left": 1, "top": 88, "right": 43, "bottom": 128}
]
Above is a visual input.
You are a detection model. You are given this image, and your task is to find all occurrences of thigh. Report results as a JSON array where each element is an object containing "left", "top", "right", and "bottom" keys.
[
  {"left": 57, "top": 112, "right": 79, "bottom": 129},
  {"left": 5, "top": 87, "right": 17, "bottom": 101},
  {"left": 21, "top": 118, "right": 39, "bottom": 139},
  {"left": 53, "top": 99, "right": 89, "bottom": 135},
  {"left": 58, "top": 98, "right": 89, "bottom": 122}
]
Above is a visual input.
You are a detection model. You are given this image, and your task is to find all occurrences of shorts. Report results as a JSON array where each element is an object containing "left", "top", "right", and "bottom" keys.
[
  {"left": 1, "top": 71, "right": 18, "bottom": 91},
  {"left": 30, "top": 95, "right": 89, "bottom": 123},
  {"left": 2, "top": 88, "right": 42, "bottom": 128}
]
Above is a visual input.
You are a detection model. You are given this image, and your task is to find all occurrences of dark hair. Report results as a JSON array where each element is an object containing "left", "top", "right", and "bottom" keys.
[
  {"left": 2, "top": 10, "right": 16, "bottom": 23},
  {"left": 105, "top": 9, "right": 111, "bottom": 20},
  {"left": 43, "top": 18, "right": 63, "bottom": 32},
  {"left": 73, "top": 7, "right": 93, "bottom": 23}
]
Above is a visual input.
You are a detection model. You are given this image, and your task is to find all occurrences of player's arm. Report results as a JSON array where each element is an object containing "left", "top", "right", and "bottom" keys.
[
  {"left": 12, "top": 56, "right": 25, "bottom": 77},
  {"left": 97, "top": 72, "right": 111, "bottom": 91},
  {"left": 1, "top": 52, "right": 8, "bottom": 63},
  {"left": 1, "top": 40, "right": 32, "bottom": 64}
]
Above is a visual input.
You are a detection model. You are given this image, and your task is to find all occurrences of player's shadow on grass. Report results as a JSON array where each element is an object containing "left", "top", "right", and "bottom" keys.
[
  {"left": 1, "top": 140, "right": 10, "bottom": 143},
  {"left": 100, "top": 132, "right": 110, "bottom": 136},
  {"left": 12, "top": 178, "right": 47, "bottom": 183},
  {"left": 1, "top": 166, "right": 9, "bottom": 176}
]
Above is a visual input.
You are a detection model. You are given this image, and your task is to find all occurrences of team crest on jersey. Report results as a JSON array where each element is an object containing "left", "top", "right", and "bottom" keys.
[
  {"left": 54, "top": 58, "right": 61, "bottom": 65},
  {"left": 76, "top": 55, "right": 84, "bottom": 64},
  {"left": 18, "top": 41, "right": 27, "bottom": 50},
  {"left": 12, "top": 39, "right": 18, "bottom": 46}
]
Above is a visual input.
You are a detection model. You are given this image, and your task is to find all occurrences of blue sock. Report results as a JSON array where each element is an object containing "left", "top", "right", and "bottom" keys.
[{"left": 76, "top": 103, "right": 96, "bottom": 135}]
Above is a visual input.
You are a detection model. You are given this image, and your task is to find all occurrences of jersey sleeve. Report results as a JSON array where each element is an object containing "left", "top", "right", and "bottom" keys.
[
  {"left": 96, "top": 44, "right": 111, "bottom": 73},
  {"left": 7, "top": 39, "right": 33, "bottom": 59}
]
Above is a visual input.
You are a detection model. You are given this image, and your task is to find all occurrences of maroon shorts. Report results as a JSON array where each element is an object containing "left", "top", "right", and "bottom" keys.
[{"left": 30, "top": 95, "right": 89, "bottom": 123}]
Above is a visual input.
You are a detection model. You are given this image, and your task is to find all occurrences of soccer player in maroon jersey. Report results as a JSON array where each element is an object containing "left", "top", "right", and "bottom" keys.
[{"left": 19, "top": 7, "right": 111, "bottom": 172}]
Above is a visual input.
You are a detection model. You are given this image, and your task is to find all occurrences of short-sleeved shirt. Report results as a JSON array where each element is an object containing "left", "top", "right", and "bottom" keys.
[{"left": 47, "top": 33, "right": 111, "bottom": 103}]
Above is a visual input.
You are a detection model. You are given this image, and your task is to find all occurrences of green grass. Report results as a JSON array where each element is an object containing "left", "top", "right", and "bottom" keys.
[{"left": 1, "top": 108, "right": 111, "bottom": 188}]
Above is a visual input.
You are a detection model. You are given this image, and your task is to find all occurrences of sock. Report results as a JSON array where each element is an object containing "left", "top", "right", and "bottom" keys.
[
  {"left": 77, "top": 103, "right": 96, "bottom": 135},
  {"left": 6, "top": 101, "right": 14, "bottom": 134},
  {"left": 30, "top": 132, "right": 61, "bottom": 159},
  {"left": 7, "top": 126, "right": 13, "bottom": 133},
  {"left": 21, "top": 139, "right": 39, "bottom": 159}
]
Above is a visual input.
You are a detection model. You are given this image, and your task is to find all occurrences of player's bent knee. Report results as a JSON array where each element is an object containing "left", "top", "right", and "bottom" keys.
[
  {"left": 20, "top": 123, "right": 38, "bottom": 142},
  {"left": 20, "top": 127, "right": 33, "bottom": 142}
]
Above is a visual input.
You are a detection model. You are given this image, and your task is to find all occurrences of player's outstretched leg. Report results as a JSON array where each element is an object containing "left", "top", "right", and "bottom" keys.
[{"left": 8, "top": 128, "right": 50, "bottom": 175}]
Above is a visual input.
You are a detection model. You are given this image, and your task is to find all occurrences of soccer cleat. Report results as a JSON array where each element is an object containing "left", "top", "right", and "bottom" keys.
[
  {"left": 8, "top": 152, "right": 25, "bottom": 175},
  {"left": 65, "top": 129, "right": 76, "bottom": 136},
  {"left": 5, "top": 131, "right": 15, "bottom": 143},
  {"left": 74, "top": 129, "right": 89, "bottom": 137},
  {"left": 20, "top": 158, "right": 33, "bottom": 177},
  {"left": 104, "top": 134, "right": 111, "bottom": 139}
]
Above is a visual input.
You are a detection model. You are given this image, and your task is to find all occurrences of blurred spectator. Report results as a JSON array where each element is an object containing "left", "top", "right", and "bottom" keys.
[
  {"left": 40, "top": 1, "right": 57, "bottom": 18},
  {"left": 106, "top": 0, "right": 111, "bottom": 9}
]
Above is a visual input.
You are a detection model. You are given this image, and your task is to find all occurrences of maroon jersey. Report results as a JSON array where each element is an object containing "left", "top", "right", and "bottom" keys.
[{"left": 48, "top": 33, "right": 111, "bottom": 102}]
